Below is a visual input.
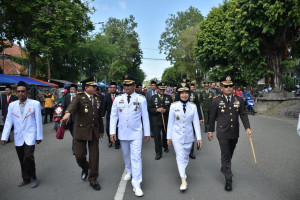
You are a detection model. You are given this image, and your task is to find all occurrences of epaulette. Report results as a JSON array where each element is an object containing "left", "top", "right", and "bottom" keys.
[
  {"left": 138, "top": 94, "right": 145, "bottom": 98},
  {"left": 76, "top": 92, "right": 84, "bottom": 95},
  {"left": 190, "top": 101, "right": 195, "bottom": 105},
  {"left": 216, "top": 95, "right": 222, "bottom": 98},
  {"left": 171, "top": 101, "right": 179, "bottom": 105}
]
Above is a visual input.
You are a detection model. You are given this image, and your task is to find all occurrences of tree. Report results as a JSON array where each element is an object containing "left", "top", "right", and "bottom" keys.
[
  {"left": 1, "top": 0, "right": 94, "bottom": 78},
  {"left": 102, "top": 15, "right": 145, "bottom": 83},
  {"left": 226, "top": 0, "right": 300, "bottom": 92},
  {"left": 159, "top": 6, "right": 204, "bottom": 63},
  {"left": 161, "top": 65, "right": 183, "bottom": 85},
  {"left": 195, "top": 0, "right": 300, "bottom": 91}
]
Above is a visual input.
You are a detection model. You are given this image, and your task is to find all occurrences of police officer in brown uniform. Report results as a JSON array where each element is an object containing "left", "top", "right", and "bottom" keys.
[
  {"left": 208, "top": 75, "right": 252, "bottom": 192},
  {"left": 62, "top": 76, "right": 104, "bottom": 191}
]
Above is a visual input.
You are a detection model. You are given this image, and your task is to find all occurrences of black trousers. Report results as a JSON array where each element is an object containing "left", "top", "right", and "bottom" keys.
[
  {"left": 44, "top": 108, "right": 53, "bottom": 122},
  {"left": 106, "top": 117, "right": 119, "bottom": 145},
  {"left": 74, "top": 132, "right": 99, "bottom": 183},
  {"left": 15, "top": 143, "right": 36, "bottom": 181},
  {"left": 68, "top": 120, "right": 74, "bottom": 151},
  {"left": 218, "top": 138, "right": 238, "bottom": 181},
  {"left": 153, "top": 124, "right": 167, "bottom": 155}
]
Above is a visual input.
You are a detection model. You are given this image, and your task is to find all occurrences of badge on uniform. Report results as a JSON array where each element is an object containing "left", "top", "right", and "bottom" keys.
[
  {"left": 221, "top": 109, "right": 225, "bottom": 113},
  {"left": 176, "top": 116, "right": 180, "bottom": 120},
  {"left": 85, "top": 108, "right": 88, "bottom": 113}
]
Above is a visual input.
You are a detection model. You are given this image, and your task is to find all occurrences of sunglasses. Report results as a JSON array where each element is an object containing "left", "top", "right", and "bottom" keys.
[
  {"left": 17, "top": 90, "right": 26, "bottom": 93},
  {"left": 223, "top": 85, "right": 233, "bottom": 88}
]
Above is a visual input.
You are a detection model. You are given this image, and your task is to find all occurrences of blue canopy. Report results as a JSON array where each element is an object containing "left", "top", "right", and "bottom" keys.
[
  {"left": 97, "top": 81, "right": 109, "bottom": 88},
  {"left": 0, "top": 75, "right": 19, "bottom": 84},
  {"left": 0, "top": 74, "right": 53, "bottom": 86}
]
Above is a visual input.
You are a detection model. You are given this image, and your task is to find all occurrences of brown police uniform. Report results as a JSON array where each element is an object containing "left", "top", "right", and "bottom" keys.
[
  {"left": 208, "top": 94, "right": 250, "bottom": 181},
  {"left": 66, "top": 92, "right": 104, "bottom": 183}
]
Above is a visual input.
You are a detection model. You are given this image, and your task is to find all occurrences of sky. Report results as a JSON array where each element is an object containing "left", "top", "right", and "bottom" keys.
[{"left": 89, "top": 0, "right": 224, "bottom": 81}]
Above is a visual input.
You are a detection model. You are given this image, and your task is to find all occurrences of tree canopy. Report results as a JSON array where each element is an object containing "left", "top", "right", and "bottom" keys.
[{"left": 194, "top": 0, "right": 300, "bottom": 91}]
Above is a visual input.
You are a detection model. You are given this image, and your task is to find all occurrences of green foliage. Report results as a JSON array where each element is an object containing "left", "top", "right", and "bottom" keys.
[
  {"left": 159, "top": 6, "right": 204, "bottom": 62},
  {"left": 102, "top": 15, "right": 144, "bottom": 84},
  {"left": 282, "top": 75, "right": 297, "bottom": 92},
  {"left": 161, "top": 66, "right": 183, "bottom": 85},
  {"left": 194, "top": 0, "right": 300, "bottom": 92},
  {"left": 1, "top": 0, "right": 94, "bottom": 77}
]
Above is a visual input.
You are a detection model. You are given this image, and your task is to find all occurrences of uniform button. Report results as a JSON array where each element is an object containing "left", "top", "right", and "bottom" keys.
[
  {"left": 93, "top": 112, "right": 94, "bottom": 114},
  {"left": 183, "top": 131, "right": 184, "bottom": 133},
  {"left": 92, "top": 124, "right": 94, "bottom": 126},
  {"left": 231, "top": 125, "right": 233, "bottom": 128},
  {"left": 230, "top": 113, "right": 232, "bottom": 115},
  {"left": 184, "top": 116, "right": 186, "bottom": 118},
  {"left": 229, "top": 107, "right": 231, "bottom": 109},
  {"left": 183, "top": 126, "right": 185, "bottom": 128},
  {"left": 231, "top": 119, "right": 233, "bottom": 121},
  {"left": 93, "top": 119, "right": 94, "bottom": 120},
  {"left": 127, "top": 126, "right": 128, "bottom": 128}
]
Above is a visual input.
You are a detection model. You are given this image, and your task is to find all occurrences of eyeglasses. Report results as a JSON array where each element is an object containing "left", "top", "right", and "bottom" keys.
[
  {"left": 223, "top": 85, "right": 233, "bottom": 88},
  {"left": 17, "top": 90, "right": 26, "bottom": 93}
]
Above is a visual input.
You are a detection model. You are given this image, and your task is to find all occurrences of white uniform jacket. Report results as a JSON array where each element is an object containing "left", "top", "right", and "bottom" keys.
[
  {"left": 1, "top": 98, "right": 43, "bottom": 146},
  {"left": 110, "top": 92, "right": 150, "bottom": 140},
  {"left": 167, "top": 101, "right": 202, "bottom": 143}
]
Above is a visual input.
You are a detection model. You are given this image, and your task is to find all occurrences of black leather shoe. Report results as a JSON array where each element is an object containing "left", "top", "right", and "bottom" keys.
[
  {"left": 90, "top": 181, "right": 101, "bottom": 191},
  {"left": 224, "top": 180, "right": 232, "bottom": 191},
  {"left": 18, "top": 180, "right": 30, "bottom": 187},
  {"left": 189, "top": 153, "right": 196, "bottom": 159},
  {"left": 115, "top": 144, "right": 120, "bottom": 149},
  {"left": 164, "top": 148, "right": 169, "bottom": 153},
  {"left": 155, "top": 154, "right": 162, "bottom": 160},
  {"left": 108, "top": 142, "right": 113, "bottom": 148},
  {"left": 81, "top": 169, "right": 88, "bottom": 180}
]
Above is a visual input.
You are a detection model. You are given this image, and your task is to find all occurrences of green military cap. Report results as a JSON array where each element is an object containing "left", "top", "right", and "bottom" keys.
[
  {"left": 157, "top": 82, "right": 167, "bottom": 90},
  {"left": 203, "top": 81, "right": 209, "bottom": 87}
]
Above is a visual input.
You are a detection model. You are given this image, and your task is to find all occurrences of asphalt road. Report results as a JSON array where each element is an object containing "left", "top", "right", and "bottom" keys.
[{"left": 0, "top": 114, "right": 299, "bottom": 200}]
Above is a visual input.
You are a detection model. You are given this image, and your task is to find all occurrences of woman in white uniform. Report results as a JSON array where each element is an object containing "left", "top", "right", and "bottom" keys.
[{"left": 167, "top": 83, "right": 202, "bottom": 190}]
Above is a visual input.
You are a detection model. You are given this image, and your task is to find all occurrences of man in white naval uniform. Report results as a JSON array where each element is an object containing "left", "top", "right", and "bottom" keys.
[
  {"left": 110, "top": 74, "right": 150, "bottom": 197},
  {"left": 167, "top": 82, "right": 202, "bottom": 191},
  {"left": 1, "top": 81, "right": 43, "bottom": 188}
]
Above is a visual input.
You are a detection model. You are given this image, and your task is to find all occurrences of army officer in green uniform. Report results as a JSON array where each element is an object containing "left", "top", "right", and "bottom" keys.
[
  {"left": 199, "top": 81, "right": 214, "bottom": 133},
  {"left": 208, "top": 75, "right": 252, "bottom": 192},
  {"left": 148, "top": 82, "right": 173, "bottom": 160},
  {"left": 62, "top": 76, "right": 104, "bottom": 191}
]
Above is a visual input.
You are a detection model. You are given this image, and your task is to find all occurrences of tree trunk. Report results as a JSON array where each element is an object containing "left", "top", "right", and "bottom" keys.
[
  {"left": 29, "top": 53, "right": 37, "bottom": 78},
  {"left": 265, "top": 50, "right": 283, "bottom": 93}
]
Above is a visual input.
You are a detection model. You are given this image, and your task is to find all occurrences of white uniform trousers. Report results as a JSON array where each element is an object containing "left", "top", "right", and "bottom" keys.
[
  {"left": 120, "top": 139, "right": 143, "bottom": 188},
  {"left": 173, "top": 142, "right": 193, "bottom": 177}
]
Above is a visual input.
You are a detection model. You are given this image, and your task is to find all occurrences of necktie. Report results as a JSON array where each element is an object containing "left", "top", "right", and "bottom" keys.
[
  {"left": 127, "top": 95, "right": 131, "bottom": 103},
  {"left": 90, "top": 96, "right": 93, "bottom": 106},
  {"left": 227, "top": 96, "right": 231, "bottom": 103},
  {"left": 183, "top": 103, "right": 186, "bottom": 113},
  {"left": 7, "top": 96, "right": 10, "bottom": 104},
  {"left": 112, "top": 93, "right": 115, "bottom": 102}
]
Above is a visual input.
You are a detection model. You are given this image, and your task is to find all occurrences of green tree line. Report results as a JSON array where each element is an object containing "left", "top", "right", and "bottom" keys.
[
  {"left": 160, "top": 1, "right": 300, "bottom": 92},
  {"left": 0, "top": 0, "right": 145, "bottom": 84}
]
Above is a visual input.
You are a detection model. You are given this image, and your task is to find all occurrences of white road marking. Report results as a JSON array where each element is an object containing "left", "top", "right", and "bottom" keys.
[{"left": 114, "top": 169, "right": 128, "bottom": 200}]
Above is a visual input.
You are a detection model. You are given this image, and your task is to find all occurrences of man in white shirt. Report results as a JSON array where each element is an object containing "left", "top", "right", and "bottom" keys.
[
  {"left": 1, "top": 81, "right": 43, "bottom": 188},
  {"left": 110, "top": 74, "right": 150, "bottom": 197}
]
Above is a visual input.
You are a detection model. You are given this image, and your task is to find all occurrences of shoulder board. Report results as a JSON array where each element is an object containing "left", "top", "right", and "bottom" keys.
[
  {"left": 215, "top": 95, "right": 222, "bottom": 98},
  {"left": 76, "top": 92, "right": 84, "bottom": 95},
  {"left": 138, "top": 94, "right": 145, "bottom": 98},
  {"left": 171, "top": 101, "right": 179, "bottom": 105},
  {"left": 190, "top": 101, "right": 195, "bottom": 105}
]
